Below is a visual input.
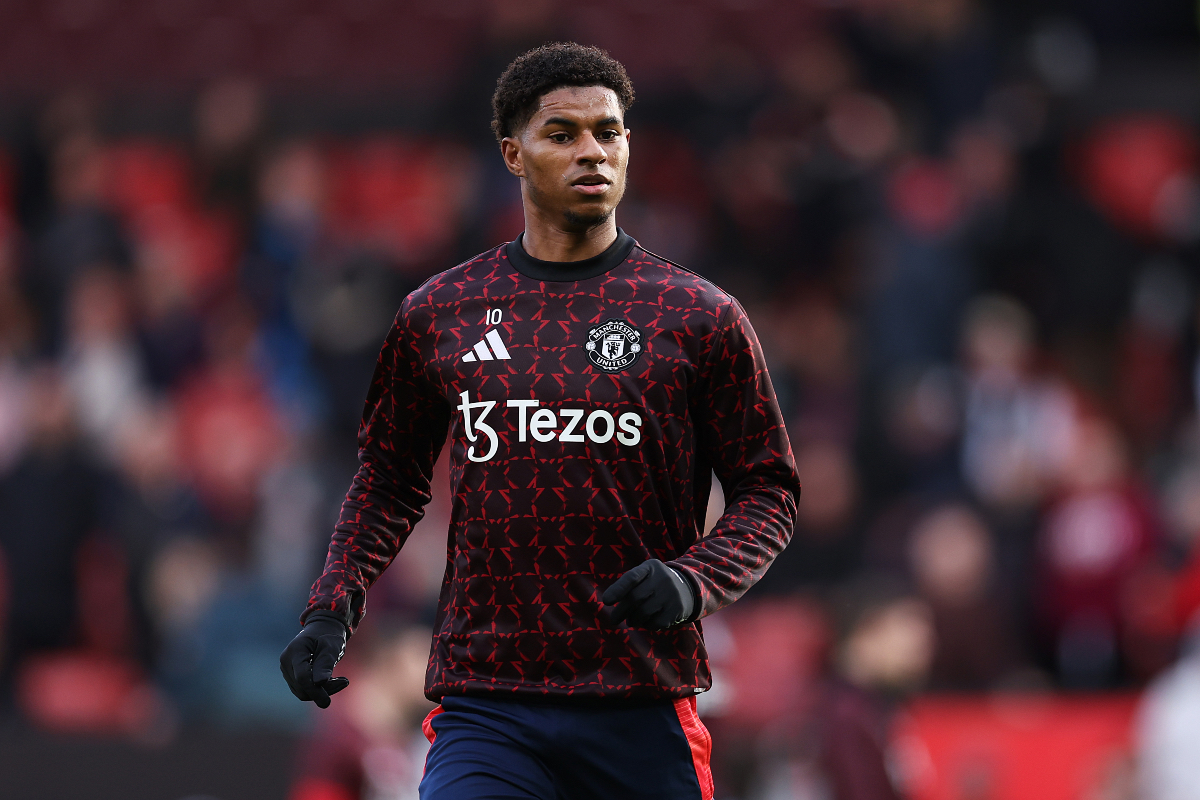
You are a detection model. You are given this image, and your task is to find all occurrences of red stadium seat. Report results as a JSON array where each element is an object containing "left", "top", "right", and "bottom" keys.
[
  {"left": 892, "top": 694, "right": 1138, "bottom": 800},
  {"left": 102, "top": 141, "right": 195, "bottom": 221},
  {"left": 289, "top": 778, "right": 356, "bottom": 800},
  {"left": 1078, "top": 114, "right": 1200, "bottom": 241},
  {"left": 16, "top": 650, "right": 162, "bottom": 735},
  {"left": 325, "top": 137, "right": 475, "bottom": 269}
]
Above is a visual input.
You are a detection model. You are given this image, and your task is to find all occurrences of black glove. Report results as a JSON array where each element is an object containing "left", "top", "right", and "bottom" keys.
[
  {"left": 603, "top": 559, "right": 697, "bottom": 629},
  {"left": 280, "top": 614, "right": 350, "bottom": 709}
]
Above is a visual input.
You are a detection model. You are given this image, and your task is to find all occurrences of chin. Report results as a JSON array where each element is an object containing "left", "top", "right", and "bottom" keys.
[{"left": 563, "top": 207, "right": 613, "bottom": 229}]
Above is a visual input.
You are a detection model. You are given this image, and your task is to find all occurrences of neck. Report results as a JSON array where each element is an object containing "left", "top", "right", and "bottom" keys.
[{"left": 520, "top": 204, "right": 618, "bottom": 262}]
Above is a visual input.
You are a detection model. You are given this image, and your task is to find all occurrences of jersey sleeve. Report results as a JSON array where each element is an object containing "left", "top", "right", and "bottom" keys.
[
  {"left": 302, "top": 308, "right": 451, "bottom": 632},
  {"left": 669, "top": 299, "right": 801, "bottom": 619}
]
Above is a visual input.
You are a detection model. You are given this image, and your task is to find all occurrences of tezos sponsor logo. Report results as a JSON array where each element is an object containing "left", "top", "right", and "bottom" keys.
[
  {"left": 585, "top": 319, "right": 643, "bottom": 373},
  {"left": 456, "top": 391, "right": 643, "bottom": 463}
]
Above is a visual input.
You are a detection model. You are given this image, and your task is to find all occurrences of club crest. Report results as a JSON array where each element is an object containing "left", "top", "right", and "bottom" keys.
[{"left": 585, "top": 319, "right": 643, "bottom": 373}]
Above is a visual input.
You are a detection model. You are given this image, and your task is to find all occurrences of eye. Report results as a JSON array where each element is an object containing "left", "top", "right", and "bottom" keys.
[
  {"left": 549, "top": 132, "right": 570, "bottom": 144},
  {"left": 599, "top": 129, "right": 620, "bottom": 141}
]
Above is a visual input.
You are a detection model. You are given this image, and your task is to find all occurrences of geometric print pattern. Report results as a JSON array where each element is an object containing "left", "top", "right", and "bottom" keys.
[{"left": 304, "top": 241, "right": 801, "bottom": 701}]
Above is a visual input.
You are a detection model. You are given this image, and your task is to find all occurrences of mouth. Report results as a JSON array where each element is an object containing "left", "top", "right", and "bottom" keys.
[{"left": 571, "top": 175, "right": 612, "bottom": 195}]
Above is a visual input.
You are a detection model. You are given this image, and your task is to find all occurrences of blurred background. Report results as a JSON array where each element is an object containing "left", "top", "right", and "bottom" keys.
[{"left": 1, "top": 0, "right": 1200, "bottom": 798}]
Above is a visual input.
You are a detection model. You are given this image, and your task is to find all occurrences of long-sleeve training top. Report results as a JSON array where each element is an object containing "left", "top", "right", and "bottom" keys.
[{"left": 305, "top": 229, "right": 801, "bottom": 702}]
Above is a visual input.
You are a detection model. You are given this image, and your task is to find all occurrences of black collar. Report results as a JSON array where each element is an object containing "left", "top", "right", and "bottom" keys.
[{"left": 505, "top": 228, "right": 636, "bottom": 282}]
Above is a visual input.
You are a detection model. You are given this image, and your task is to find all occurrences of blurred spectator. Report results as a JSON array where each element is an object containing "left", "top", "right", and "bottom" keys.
[
  {"left": 0, "top": 367, "right": 102, "bottom": 683},
  {"left": 1116, "top": 260, "right": 1190, "bottom": 453},
  {"left": 147, "top": 535, "right": 221, "bottom": 704},
  {"left": 804, "top": 685, "right": 903, "bottom": 800},
  {"left": 948, "top": 121, "right": 1016, "bottom": 211},
  {"left": 292, "top": 245, "right": 412, "bottom": 439},
  {"left": 1036, "top": 416, "right": 1161, "bottom": 687},
  {"left": 111, "top": 140, "right": 232, "bottom": 390},
  {"left": 132, "top": 247, "right": 207, "bottom": 392},
  {"left": 106, "top": 401, "right": 209, "bottom": 667},
  {"left": 866, "top": 163, "right": 972, "bottom": 386},
  {"left": 960, "top": 294, "right": 1075, "bottom": 512},
  {"left": 880, "top": 364, "right": 962, "bottom": 493},
  {"left": 908, "top": 503, "right": 1025, "bottom": 689},
  {"left": 826, "top": 593, "right": 933, "bottom": 800},
  {"left": 32, "top": 129, "right": 131, "bottom": 352},
  {"left": 174, "top": 298, "right": 283, "bottom": 529},
  {"left": 194, "top": 78, "right": 265, "bottom": 230},
  {"left": 62, "top": 267, "right": 151, "bottom": 459},
  {"left": 255, "top": 141, "right": 326, "bottom": 269},
  {"left": 242, "top": 141, "right": 330, "bottom": 432},
  {"left": 839, "top": 593, "right": 935, "bottom": 698}
]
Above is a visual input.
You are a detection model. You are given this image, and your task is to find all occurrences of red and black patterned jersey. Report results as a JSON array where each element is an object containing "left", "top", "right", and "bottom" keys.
[{"left": 304, "top": 229, "right": 800, "bottom": 702}]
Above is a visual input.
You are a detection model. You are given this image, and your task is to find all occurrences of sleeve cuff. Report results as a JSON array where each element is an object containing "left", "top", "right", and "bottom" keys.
[
  {"left": 667, "top": 565, "right": 702, "bottom": 624},
  {"left": 301, "top": 609, "right": 351, "bottom": 636}
]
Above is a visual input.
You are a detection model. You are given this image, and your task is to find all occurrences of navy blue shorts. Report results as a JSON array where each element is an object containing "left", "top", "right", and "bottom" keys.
[{"left": 418, "top": 695, "right": 714, "bottom": 800}]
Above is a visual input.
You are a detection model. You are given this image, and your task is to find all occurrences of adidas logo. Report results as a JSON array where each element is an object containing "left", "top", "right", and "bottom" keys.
[{"left": 462, "top": 329, "right": 511, "bottom": 362}]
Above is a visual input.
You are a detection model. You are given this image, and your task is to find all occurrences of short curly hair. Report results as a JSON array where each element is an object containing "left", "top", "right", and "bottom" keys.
[{"left": 491, "top": 42, "right": 635, "bottom": 142}]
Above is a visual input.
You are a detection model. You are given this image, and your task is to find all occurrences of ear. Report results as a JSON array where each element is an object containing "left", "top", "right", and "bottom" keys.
[{"left": 500, "top": 137, "right": 524, "bottom": 178}]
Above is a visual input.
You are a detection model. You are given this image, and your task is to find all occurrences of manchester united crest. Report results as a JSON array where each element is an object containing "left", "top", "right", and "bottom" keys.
[{"left": 585, "top": 319, "right": 643, "bottom": 373}]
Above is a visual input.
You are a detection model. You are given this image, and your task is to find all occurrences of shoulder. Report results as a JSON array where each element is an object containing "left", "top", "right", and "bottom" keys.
[
  {"left": 627, "top": 245, "right": 736, "bottom": 321},
  {"left": 398, "top": 243, "right": 513, "bottom": 324}
]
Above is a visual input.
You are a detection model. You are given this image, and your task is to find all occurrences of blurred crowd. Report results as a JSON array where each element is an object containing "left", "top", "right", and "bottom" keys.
[{"left": 2, "top": 0, "right": 1200, "bottom": 798}]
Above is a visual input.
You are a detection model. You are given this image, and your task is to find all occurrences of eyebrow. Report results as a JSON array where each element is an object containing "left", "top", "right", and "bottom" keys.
[{"left": 540, "top": 115, "right": 623, "bottom": 129}]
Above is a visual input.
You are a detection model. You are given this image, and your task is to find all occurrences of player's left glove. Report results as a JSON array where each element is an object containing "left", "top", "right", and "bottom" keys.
[{"left": 603, "top": 559, "right": 697, "bottom": 629}]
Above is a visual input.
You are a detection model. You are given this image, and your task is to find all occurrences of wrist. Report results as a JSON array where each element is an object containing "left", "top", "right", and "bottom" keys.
[
  {"left": 667, "top": 565, "right": 698, "bottom": 624},
  {"left": 303, "top": 611, "right": 349, "bottom": 638}
]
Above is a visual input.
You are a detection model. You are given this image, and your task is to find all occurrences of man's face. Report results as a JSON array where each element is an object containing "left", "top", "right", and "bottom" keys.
[{"left": 501, "top": 85, "right": 630, "bottom": 230}]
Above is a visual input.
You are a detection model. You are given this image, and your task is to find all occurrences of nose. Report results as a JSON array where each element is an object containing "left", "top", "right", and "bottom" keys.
[{"left": 576, "top": 131, "right": 607, "bottom": 165}]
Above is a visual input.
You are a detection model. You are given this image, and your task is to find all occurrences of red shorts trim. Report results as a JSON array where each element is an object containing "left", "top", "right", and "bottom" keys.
[
  {"left": 422, "top": 704, "right": 445, "bottom": 745},
  {"left": 673, "top": 697, "right": 714, "bottom": 800}
]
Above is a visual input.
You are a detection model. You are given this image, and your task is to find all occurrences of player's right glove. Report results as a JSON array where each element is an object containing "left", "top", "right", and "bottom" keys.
[
  {"left": 279, "top": 613, "right": 350, "bottom": 709},
  {"left": 603, "top": 559, "right": 697, "bottom": 629}
]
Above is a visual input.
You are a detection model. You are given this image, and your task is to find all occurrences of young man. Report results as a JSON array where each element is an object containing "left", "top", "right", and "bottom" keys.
[{"left": 281, "top": 42, "right": 800, "bottom": 800}]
